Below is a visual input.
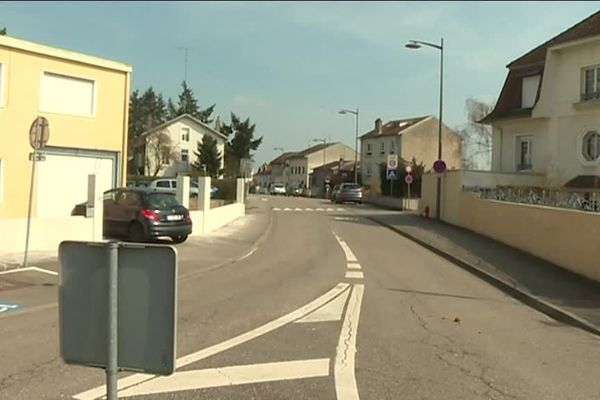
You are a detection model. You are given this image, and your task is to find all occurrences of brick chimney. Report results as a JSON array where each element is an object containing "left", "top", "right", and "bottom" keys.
[{"left": 375, "top": 118, "right": 383, "bottom": 134}]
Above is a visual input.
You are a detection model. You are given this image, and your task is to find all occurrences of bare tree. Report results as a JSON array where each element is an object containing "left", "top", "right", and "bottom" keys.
[
  {"left": 145, "top": 131, "right": 176, "bottom": 176},
  {"left": 458, "top": 98, "right": 494, "bottom": 170}
]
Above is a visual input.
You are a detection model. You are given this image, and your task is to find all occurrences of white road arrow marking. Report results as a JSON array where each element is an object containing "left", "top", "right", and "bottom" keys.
[{"left": 118, "top": 359, "right": 331, "bottom": 397}]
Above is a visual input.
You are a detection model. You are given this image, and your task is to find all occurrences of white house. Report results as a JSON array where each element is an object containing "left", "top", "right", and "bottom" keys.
[
  {"left": 359, "top": 115, "right": 462, "bottom": 187},
  {"left": 139, "top": 113, "right": 227, "bottom": 177},
  {"left": 481, "top": 10, "right": 600, "bottom": 188}
]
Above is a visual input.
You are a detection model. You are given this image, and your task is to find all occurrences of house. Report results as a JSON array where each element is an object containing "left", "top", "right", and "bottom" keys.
[
  {"left": 137, "top": 113, "right": 227, "bottom": 178},
  {"left": 359, "top": 116, "right": 461, "bottom": 187},
  {"left": 481, "top": 10, "right": 600, "bottom": 187},
  {"left": 287, "top": 142, "right": 357, "bottom": 192},
  {"left": 267, "top": 151, "right": 297, "bottom": 186},
  {"left": 0, "top": 35, "right": 131, "bottom": 220},
  {"left": 312, "top": 159, "right": 358, "bottom": 198}
]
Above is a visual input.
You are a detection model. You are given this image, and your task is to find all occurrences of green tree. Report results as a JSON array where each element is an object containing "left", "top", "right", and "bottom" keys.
[
  {"left": 222, "top": 113, "right": 263, "bottom": 177},
  {"left": 146, "top": 131, "right": 176, "bottom": 176},
  {"left": 0, "top": 28, "right": 7, "bottom": 36},
  {"left": 168, "top": 81, "right": 215, "bottom": 123},
  {"left": 192, "top": 135, "right": 222, "bottom": 178}
]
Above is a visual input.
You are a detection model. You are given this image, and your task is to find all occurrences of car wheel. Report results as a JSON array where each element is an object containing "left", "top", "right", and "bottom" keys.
[
  {"left": 128, "top": 222, "right": 146, "bottom": 242},
  {"left": 171, "top": 234, "right": 188, "bottom": 244}
]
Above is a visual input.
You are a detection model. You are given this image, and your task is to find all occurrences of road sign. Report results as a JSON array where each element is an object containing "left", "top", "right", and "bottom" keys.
[
  {"left": 325, "top": 176, "right": 331, "bottom": 183},
  {"left": 386, "top": 169, "right": 397, "bottom": 180},
  {"left": 29, "top": 116, "right": 50, "bottom": 150},
  {"left": 405, "top": 174, "right": 414, "bottom": 185},
  {"left": 28, "top": 152, "right": 46, "bottom": 162},
  {"left": 387, "top": 154, "right": 398, "bottom": 170},
  {"left": 433, "top": 159, "right": 447, "bottom": 174},
  {"left": 59, "top": 241, "right": 177, "bottom": 376}
]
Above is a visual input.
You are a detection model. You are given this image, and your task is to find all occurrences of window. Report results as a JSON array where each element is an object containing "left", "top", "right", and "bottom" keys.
[
  {"left": 517, "top": 136, "right": 532, "bottom": 171},
  {"left": 390, "top": 140, "right": 395, "bottom": 154},
  {"left": 302, "top": 166, "right": 305, "bottom": 174},
  {"left": 181, "top": 149, "right": 189, "bottom": 162},
  {"left": 380, "top": 142, "right": 385, "bottom": 154},
  {"left": 161, "top": 148, "right": 171, "bottom": 165},
  {"left": 39, "top": 72, "right": 95, "bottom": 116},
  {"left": 521, "top": 75, "right": 540, "bottom": 108},
  {"left": 0, "top": 63, "right": 4, "bottom": 107},
  {"left": 0, "top": 158, "right": 3, "bottom": 203},
  {"left": 366, "top": 143, "right": 372, "bottom": 155},
  {"left": 156, "top": 180, "right": 170, "bottom": 188},
  {"left": 366, "top": 163, "right": 372, "bottom": 177},
  {"left": 582, "top": 66, "right": 600, "bottom": 101},
  {"left": 181, "top": 127, "right": 190, "bottom": 142},
  {"left": 582, "top": 130, "right": 600, "bottom": 162}
]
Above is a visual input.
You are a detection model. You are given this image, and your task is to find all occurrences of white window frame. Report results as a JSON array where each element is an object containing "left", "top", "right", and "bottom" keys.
[
  {"left": 181, "top": 127, "right": 190, "bottom": 142},
  {"left": 0, "top": 158, "right": 4, "bottom": 203},
  {"left": 181, "top": 149, "right": 189, "bottom": 162},
  {"left": 581, "top": 65, "right": 600, "bottom": 101},
  {"left": 0, "top": 63, "right": 5, "bottom": 108},
  {"left": 39, "top": 70, "right": 97, "bottom": 117},
  {"left": 577, "top": 127, "right": 600, "bottom": 166},
  {"left": 366, "top": 142, "right": 372, "bottom": 156},
  {"left": 521, "top": 74, "right": 540, "bottom": 109},
  {"left": 515, "top": 135, "right": 533, "bottom": 171}
]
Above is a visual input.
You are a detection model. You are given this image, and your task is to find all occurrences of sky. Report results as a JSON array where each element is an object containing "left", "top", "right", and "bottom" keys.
[{"left": 1, "top": 1, "right": 599, "bottom": 166}]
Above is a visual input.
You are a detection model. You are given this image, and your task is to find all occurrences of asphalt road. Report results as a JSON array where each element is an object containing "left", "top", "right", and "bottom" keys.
[{"left": 1, "top": 195, "right": 600, "bottom": 399}]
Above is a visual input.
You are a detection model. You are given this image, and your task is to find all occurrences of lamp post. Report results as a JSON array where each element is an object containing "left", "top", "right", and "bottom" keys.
[
  {"left": 406, "top": 37, "right": 444, "bottom": 220},
  {"left": 338, "top": 108, "right": 359, "bottom": 184}
]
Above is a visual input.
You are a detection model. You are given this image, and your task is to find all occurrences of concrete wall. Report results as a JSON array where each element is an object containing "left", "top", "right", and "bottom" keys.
[
  {"left": 0, "top": 36, "right": 130, "bottom": 218},
  {"left": 420, "top": 169, "right": 600, "bottom": 282}
]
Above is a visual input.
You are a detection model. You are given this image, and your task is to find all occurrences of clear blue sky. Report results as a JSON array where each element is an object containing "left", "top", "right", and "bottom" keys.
[{"left": 1, "top": 1, "right": 598, "bottom": 165}]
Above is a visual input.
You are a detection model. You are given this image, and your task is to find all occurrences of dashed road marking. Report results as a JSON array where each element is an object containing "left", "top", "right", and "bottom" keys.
[
  {"left": 345, "top": 271, "right": 364, "bottom": 279},
  {"left": 272, "top": 207, "right": 347, "bottom": 213},
  {"left": 347, "top": 262, "right": 361, "bottom": 270}
]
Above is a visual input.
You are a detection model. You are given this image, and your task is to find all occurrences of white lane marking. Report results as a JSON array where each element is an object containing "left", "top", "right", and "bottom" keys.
[
  {"left": 333, "top": 217, "right": 357, "bottom": 221},
  {"left": 74, "top": 283, "right": 351, "bottom": 399},
  {"left": 295, "top": 289, "right": 350, "bottom": 323},
  {"left": 326, "top": 208, "right": 335, "bottom": 212},
  {"left": 347, "top": 262, "right": 361, "bottom": 270},
  {"left": 339, "top": 242, "right": 358, "bottom": 262},
  {"left": 261, "top": 198, "right": 268, "bottom": 201},
  {"left": 337, "top": 208, "right": 346, "bottom": 212},
  {"left": 335, "top": 284, "right": 364, "bottom": 400},
  {"left": 345, "top": 271, "right": 364, "bottom": 279},
  {"left": 0, "top": 266, "right": 58, "bottom": 276},
  {"left": 273, "top": 207, "right": 282, "bottom": 211},
  {"left": 239, "top": 247, "right": 258, "bottom": 261},
  {"left": 118, "top": 359, "right": 331, "bottom": 397},
  {"left": 0, "top": 304, "right": 20, "bottom": 313},
  {"left": 294, "top": 208, "right": 303, "bottom": 211},
  {"left": 284, "top": 207, "right": 292, "bottom": 211},
  {"left": 316, "top": 208, "right": 324, "bottom": 211},
  {"left": 306, "top": 208, "right": 314, "bottom": 211}
]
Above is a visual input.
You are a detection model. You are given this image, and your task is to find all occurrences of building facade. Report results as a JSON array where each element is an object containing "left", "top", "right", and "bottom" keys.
[{"left": 0, "top": 35, "right": 131, "bottom": 219}]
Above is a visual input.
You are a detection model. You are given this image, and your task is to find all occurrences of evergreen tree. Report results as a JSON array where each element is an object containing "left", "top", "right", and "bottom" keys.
[
  {"left": 168, "top": 81, "right": 215, "bottom": 123},
  {"left": 192, "top": 135, "right": 222, "bottom": 178},
  {"left": 222, "top": 113, "right": 263, "bottom": 177},
  {"left": 0, "top": 28, "right": 7, "bottom": 36}
]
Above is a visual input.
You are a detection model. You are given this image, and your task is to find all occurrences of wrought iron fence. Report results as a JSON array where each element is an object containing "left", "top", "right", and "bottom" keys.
[{"left": 478, "top": 186, "right": 600, "bottom": 213}]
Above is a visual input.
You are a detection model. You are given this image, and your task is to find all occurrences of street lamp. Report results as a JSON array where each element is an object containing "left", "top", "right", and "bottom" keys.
[
  {"left": 339, "top": 108, "right": 359, "bottom": 184},
  {"left": 406, "top": 38, "right": 444, "bottom": 220}
]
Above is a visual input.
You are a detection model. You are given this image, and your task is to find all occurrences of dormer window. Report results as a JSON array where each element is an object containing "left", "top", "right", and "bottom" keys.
[
  {"left": 582, "top": 65, "right": 600, "bottom": 101},
  {"left": 521, "top": 75, "right": 540, "bottom": 108}
]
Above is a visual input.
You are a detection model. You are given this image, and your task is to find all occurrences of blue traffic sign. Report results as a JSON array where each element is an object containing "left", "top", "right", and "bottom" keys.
[
  {"left": 433, "top": 160, "right": 447, "bottom": 174},
  {"left": 386, "top": 169, "right": 397, "bottom": 180}
]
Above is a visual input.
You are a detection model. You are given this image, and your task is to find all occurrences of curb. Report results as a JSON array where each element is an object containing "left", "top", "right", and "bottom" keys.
[{"left": 364, "top": 215, "right": 600, "bottom": 338}]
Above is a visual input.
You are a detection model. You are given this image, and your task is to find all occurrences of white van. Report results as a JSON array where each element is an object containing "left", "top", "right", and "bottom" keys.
[{"left": 148, "top": 178, "right": 199, "bottom": 196}]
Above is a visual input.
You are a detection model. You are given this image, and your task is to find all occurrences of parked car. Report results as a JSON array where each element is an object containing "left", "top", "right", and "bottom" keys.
[
  {"left": 334, "top": 183, "right": 363, "bottom": 204},
  {"left": 103, "top": 188, "right": 192, "bottom": 243},
  {"left": 330, "top": 184, "right": 341, "bottom": 202},
  {"left": 148, "top": 178, "right": 217, "bottom": 198},
  {"left": 292, "top": 187, "right": 308, "bottom": 197},
  {"left": 270, "top": 183, "right": 286, "bottom": 195}
]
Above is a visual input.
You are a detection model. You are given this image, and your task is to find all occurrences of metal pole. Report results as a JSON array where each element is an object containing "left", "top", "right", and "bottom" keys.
[
  {"left": 106, "top": 241, "right": 119, "bottom": 400},
  {"left": 23, "top": 118, "right": 41, "bottom": 267},
  {"left": 407, "top": 182, "right": 411, "bottom": 211},
  {"left": 435, "top": 38, "right": 444, "bottom": 221},
  {"left": 354, "top": 108, "right": 359, "bottom": 184},
  {"left": 390, "top": 178, "right": 394, "bottom": 197}
]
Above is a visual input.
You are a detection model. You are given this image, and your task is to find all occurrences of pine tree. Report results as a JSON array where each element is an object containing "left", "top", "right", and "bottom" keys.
[
  {"left": 222, "top": 113, "right": 263, "bottom": 177},
  {"left": 168, "top": 81, "right": 215, "bottom": 123},
  {"left": 193, "top": 135, "right": 222, "bottom": 178}
]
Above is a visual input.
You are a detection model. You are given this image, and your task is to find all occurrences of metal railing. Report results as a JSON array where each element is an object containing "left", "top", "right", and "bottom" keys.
[
  {"left": 478, "top": 186, "right": 600, "bottom": 213},
  {"left": 581, "top": 91, "right": 600, "bottom": 102}
]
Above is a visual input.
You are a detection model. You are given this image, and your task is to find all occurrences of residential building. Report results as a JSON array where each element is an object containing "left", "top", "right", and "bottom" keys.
[
  {"left": 481, "top": 10, "right": 600, "bottom": 187},
  {"left": 0, "top": 35, "right": 131, "bottom": 219},
  {"left": 138, "top": 113, "right": 227, "bottom": 178},
  {"left": 312, "top": 159, "right": 358, "bottom": 198},
  {"left": 288, "top": 142, "right": 357, "bottom": 192},
  {"left": 359, "top": 116, "right": 462, "bottom": 187},
  {"left": 267, "top": 151, "right": 296, "bottom": 186}
]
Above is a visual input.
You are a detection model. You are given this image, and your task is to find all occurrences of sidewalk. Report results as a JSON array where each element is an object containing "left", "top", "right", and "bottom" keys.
[{"left": 359, "top": 208, "right": 600, "bottom": 334}]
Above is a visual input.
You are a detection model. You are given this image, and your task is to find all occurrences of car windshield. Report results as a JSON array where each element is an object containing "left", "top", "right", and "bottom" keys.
[{"left": 145, "top": 193, "right": 182, "bottom": 209}]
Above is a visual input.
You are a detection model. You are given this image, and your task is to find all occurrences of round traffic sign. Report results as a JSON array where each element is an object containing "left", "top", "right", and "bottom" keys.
[
  {"left": 29, "top": 116, "right": 50, "bottom": 150},
  {"left": 405, "top": 174, "right": 414, "bottom": 185},
  {"left": 405, "top": 165, "right": 413, "bottom": 174},
  {"left": 433, "top": 159, "right": 447, "bottom": 174}
]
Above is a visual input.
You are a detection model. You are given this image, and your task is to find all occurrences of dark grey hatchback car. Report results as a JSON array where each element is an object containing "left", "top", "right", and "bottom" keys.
[{"left": 103, "top": 188, "right": 192, "bottom": 243}]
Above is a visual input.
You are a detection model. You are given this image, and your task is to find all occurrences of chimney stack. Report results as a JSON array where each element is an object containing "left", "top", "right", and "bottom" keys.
[
  {"left": 375, "top": 118, "right": 383, "bottom": 134},
  {"left": 214, "top": 114, "right": 222, "bottom": 132}
]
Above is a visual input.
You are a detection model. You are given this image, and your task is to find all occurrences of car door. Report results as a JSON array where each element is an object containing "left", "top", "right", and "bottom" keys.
[{"left": 102, "top": 189, "right": 119, "bottom": 237}]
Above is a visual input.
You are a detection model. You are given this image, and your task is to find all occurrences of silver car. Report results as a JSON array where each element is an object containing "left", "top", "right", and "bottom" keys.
[{"left": 334, "top": 183, "right": 363, "bottom": 204}]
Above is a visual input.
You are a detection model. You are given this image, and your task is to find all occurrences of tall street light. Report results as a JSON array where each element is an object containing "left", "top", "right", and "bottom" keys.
[
  {"left": 338, "top": 108, "right": 359, "bottom": 184},
  {"left": 406, "top": 37, "right": 444, "bottom": 221}
]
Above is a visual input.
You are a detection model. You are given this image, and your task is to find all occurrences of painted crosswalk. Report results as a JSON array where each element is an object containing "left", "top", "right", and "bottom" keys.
[{"left": 273, "top": 207, "right": 346, "bottom": 212}]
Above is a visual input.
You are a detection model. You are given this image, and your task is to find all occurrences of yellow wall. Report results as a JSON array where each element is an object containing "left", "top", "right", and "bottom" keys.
[{"left": 0, "top": 43, "right": 130, "bottom": 218}]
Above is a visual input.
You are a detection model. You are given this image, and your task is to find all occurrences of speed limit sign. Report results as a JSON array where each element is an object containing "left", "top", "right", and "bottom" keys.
[{"left": 387, "top": 154, "right": 398, "bottom": 170}]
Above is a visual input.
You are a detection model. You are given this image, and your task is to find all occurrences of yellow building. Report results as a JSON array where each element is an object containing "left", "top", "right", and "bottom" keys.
[{"left": 0, "top": 35, "right": 131, "bottom": 219}]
